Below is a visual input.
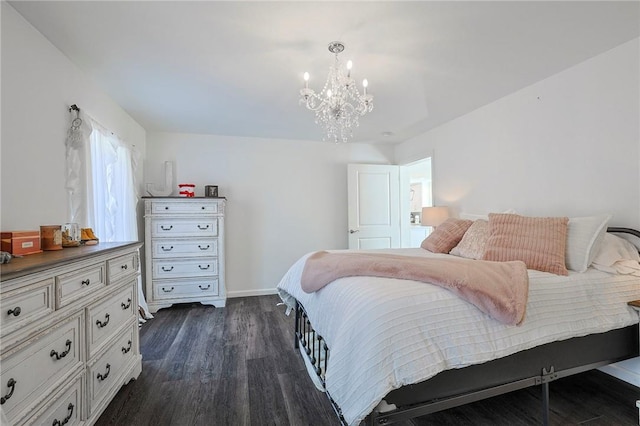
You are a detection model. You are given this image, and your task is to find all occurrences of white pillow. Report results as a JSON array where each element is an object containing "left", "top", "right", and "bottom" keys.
[
  {"left": 565, "top": 215, "right": 611, "bottom": 272},
  {"left": 449, "top": 219, "right": 489, "bottom": 259},
  {"left": 460, "top": 209, "right": 516, "bottom": 221},
  {"left": 592, "top": 233, "right": 640, "bottom": 276}
]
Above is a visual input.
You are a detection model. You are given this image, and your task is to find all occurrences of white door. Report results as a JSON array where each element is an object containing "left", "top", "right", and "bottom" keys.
[{"left": 347, "top": 164, "right": 401, "bottom": 249}]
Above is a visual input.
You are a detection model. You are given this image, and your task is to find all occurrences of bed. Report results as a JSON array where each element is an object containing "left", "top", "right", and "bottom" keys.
[{"left": 277, "top": 218, "right": 640, "bottom": 426}]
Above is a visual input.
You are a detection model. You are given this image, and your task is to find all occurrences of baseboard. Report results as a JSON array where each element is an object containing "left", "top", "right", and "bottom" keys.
[
  {"left": 227, "top": 288, "right": 278, "bottom": 298},
  {"left": 599, "top": 356, "right": 640, "bottom": 387}
]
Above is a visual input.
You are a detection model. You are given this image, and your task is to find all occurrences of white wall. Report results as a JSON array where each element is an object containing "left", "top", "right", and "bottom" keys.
[
  {"left": 144, "top": 132, "right": 393, "bottom": 296},
  {"left": 395, "top": 38, "right": 640, "bottom": 229},
  {"left": 1, "top": 2, "right": 146, "bottom": 232}
]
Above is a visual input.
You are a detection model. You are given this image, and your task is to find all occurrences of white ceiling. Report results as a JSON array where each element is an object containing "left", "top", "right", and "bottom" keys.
[{"left": 10, "top": 1, "right": 640, "bottom": 145}]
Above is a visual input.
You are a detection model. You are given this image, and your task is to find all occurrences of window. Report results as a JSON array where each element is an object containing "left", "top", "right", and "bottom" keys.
[
  {"left": 66, "top": 110, "right": 151, "bottom": 319},
  {"left": 85, "top": 119, "right": 138, "bottom": 243}
]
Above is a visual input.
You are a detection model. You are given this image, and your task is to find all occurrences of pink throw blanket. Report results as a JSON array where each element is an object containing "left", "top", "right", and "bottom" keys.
[{"left": 301, "top": 252, "right": 529, "bottom": 325}]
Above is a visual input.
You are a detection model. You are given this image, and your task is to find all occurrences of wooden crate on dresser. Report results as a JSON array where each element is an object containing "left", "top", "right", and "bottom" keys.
[
  {"left": 0, "top": 242, "right": 143, "bottom": 425},
  {"left": 143, "top": 197, "right": 226, "bottom": 313}
]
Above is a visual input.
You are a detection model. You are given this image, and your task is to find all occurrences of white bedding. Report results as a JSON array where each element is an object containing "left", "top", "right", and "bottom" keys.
[{"left": 277, "top": 248, "right": 640, "bottom": 426}]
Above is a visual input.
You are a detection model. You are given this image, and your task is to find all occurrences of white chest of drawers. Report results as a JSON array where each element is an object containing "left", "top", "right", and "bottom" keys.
[
  {"left": 0, "top": 242, "right": 142, "bottom": 425},
  {"left": 144, "top": 197, "right": 226, "bottom": 312}
]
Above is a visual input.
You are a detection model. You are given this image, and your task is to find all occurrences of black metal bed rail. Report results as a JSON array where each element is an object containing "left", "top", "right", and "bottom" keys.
[
  {"left": 294, "top": 301, "right": 348, "bottom": 424},
  {"left": 607, "top": 227, "right": 640, "bottom": 239},
  {"left": 294, "top": 300, "right": 330, "bottom": 384}
]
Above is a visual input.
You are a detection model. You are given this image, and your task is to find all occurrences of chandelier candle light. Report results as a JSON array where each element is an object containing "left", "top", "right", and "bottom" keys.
[{"left": 300, "top": 41, "right": 374, "bottom": 143}]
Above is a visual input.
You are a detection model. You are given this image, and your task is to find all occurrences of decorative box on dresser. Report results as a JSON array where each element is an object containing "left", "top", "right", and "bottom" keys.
[
  {"left": 0, "top": 242, "right": 142, "bottom": 425},
  {"left": 144, "top": 197, "right": 226, "bottom": 313}
]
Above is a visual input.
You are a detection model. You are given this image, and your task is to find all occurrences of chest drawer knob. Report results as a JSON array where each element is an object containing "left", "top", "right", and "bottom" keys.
[
  {"left": 121, "top": 264, "right": 128, "bottom": 270},
  {"left": 160, "top": 225, "right": 173, "bottom": 231},
  {"left": 96, "top": 364, "right": 111, "bottom": 381},
  {"left": 162, "top": 287, "right": 175, "bottom": 293},
  {"left": 0, "top": 378, "right": 17, "bottom": 405},
  {"left": 52, "top": 402, "right": 74, "bottom": 426},
  {"left": 161, "top": 245, "right": 174, "bottom": 251},
  {"left": 162, "top": 266, "right": 174, "bottom": 272},
  {"left": 199, "top": 284, "right": 211, "bottom": 290},
  {"left": 198, "top": 245, "right": 210, "bottom": 250},
  {"left": 7, "top": 306, "right": 21, "bottom": 317},
  {"left": 121, "top": 298, "right": 132, "bottom": 310},
  {"left": 96, "top": 313, "right": 110, "bottom": 328},
  {"left": 122, "top": 340, "right": 132, "bottom": 354},
  {"left": 198, "top": 264, "right": 210, "bottom": 270},
  {"left": 81, "top": 279, "right": 91, "bottom": 286},
  {"left": 50, "top": 339, "right": 72, "bottom": 360},
  {"left": 197, "top": 224, "right": 210, "bottom": 230}
]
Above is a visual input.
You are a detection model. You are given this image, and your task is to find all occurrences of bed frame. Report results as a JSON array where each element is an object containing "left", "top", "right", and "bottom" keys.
[{"left": 293, "top": 227, "right": 640, "bottom": 425}]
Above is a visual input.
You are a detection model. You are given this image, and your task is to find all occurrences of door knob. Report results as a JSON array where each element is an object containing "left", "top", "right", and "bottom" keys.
[{"left": 349, "top": 229, "right": 359, "bottom": 234}]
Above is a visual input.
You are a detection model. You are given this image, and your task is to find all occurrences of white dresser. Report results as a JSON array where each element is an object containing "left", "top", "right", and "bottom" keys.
[
  {"left": 144, "top": 197, "right": 226, "bottom": 313},
  {"left": 0, "top": 242, "right": 142, "bottom": 425}
]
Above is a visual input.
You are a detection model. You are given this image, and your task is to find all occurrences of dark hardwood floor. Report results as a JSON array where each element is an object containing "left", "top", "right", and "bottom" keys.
[{"left": 97, "top": 295, "right": 639, "bottom": 425}]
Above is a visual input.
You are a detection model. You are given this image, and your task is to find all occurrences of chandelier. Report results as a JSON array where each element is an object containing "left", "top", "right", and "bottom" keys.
[{"left": 300, "top": 41, "right": 374, "bottom": 143}]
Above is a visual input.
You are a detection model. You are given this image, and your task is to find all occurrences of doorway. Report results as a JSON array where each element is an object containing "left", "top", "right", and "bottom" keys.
[
  {"left": 346, "top": 158, "right": 432, "bottom": 249},
  {"left": 400, "top": 157, "right": 433, "bottom": 247}
]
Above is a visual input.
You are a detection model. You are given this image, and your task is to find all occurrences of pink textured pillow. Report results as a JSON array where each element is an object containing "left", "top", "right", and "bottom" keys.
[
  {"left": 450, "top": 219, "right": 490, "bottom": 259},
  {"left": 421, "top": 218, "right": 473, "bottom": 253},
  {"left": 482, "top": 213, "right": 569, "bottom": 275}
]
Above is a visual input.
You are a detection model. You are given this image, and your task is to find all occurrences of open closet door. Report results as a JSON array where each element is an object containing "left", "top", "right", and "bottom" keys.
[{"left": 347, "top": 164, "right": 401, "bottom": 249}]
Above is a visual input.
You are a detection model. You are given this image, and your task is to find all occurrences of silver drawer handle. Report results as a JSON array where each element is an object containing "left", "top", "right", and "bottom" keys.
[
  {"left": 160, "top": 225, "right": 173, "bottom": 231},
  {"left": 161, "top": 245, "right": 174, "bottom": 251},
  {"left": 199, "top": 284, "right": 210, "bottom": 290},
  {"left": 198, "top": 264, "right": 210, "bottom": 270},
  {"left": 162, "top": 287, "right": 175, "bottom": 293}
]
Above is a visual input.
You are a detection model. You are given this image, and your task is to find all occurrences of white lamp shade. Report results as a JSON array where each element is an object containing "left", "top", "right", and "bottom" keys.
[{"left": 421, "top": 206, "right": 450, "bottom": 227}]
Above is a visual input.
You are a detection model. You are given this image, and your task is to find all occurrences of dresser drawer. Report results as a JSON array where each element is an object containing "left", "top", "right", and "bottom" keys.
[
  {"left": 153, "top": 278, "right": 219, "bottom": 300},
  {"left": 56, "top": 263, "right": 106, "bottom": 309},
  {"left": 151, "top": 200, "right": 219, "bottom": 214},
  {"left": 152, "top": 258, "right": 217, "bottom": 279},
  {"left": 0, "top": 314, "right": 83, "bottom": 424},
  {"left": 1, "top": 278, "right": 54, "bottom": 339},
  {"left": 27, "top": 373, "right": 82, "bottom": 426},
  {"left": 107, "top": 252, "right": 139, "bottom": 284},
  {"left": 150, "top": 218, "right": 218, "bottom": 238},
  {"left": 151, "top": 238, "right": 218, "bottom": 258},
  {"left": 87, "top": 323, "right": 137, "bottom": 416},
  {"left": 86, "top": 283, "right": 136, "bottom": 358}
]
